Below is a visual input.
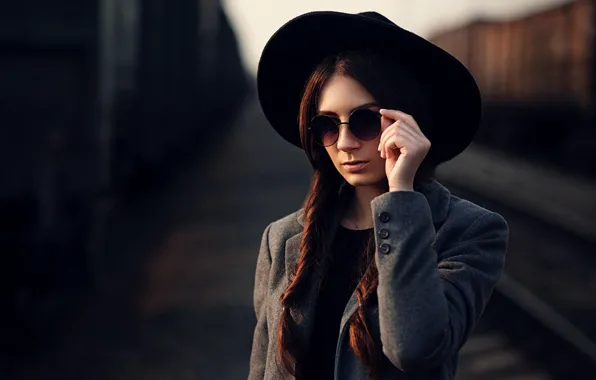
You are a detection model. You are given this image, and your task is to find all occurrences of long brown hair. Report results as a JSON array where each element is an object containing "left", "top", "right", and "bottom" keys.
[{"left": 277, "top": 50, "right": 435, "bottom": 378}]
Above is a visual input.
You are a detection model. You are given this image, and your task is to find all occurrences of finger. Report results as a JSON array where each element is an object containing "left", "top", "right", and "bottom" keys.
[
  {"left": 379, "top": 116, "right": 394, "bottom": 157},
  {"left": 379, "top": 108, "right": 416, "bottom": 125},
  {"left": 380, "top": 121, "right": 416, "bottom": 158},
  {"left": 382, "top": 127, "right": 417, "bottom": 159},
  {"left": 397, "top": 120, "right": 419, "bottom": 140},
  {"left": 379, "top": 109, "right": 420, "bottom": 131},
  {"left": 383, "top": 133, "right": 415, "bottom": 160},
  {"left": 381, "top": 133, "right": 400, "bottom": 160},
  {"left": 399, "top": 121, "right": 428, "bottom": 143},
  {"left": 398, "top": 123, "right": 432, "bottom": 156},
  {"left": 378, "top": 121, "right": 398, "bottom": 158},
  {"left": 378, "top": 119, "right": 393, "bottom": 150},
  {"left": 380, "top": 115, "right": 393, "bottom": 132},
  {"left": 400, "top": 121, "right": 432, "bottom": 150}
]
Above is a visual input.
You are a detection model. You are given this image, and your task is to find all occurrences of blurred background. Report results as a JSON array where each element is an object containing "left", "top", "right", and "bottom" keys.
[{"left": 1, "top": 0, "right": 595, "bottom": 379}]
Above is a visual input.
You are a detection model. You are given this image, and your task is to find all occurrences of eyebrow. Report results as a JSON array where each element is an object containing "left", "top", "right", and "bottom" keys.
[{"left": 317, "top": 101, "right": 379, "bottom": 116}]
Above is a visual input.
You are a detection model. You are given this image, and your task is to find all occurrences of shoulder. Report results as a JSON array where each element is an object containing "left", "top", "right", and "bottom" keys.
[
  {"left": 448, "top": 193, "right": 498, "bottom": 223},
  {"left": 416, "top": 179, "right": 509, "bottom": 237},
  {"left": 448, "top": 192, "right": 508, "bottom": 226},
  {"left": 262, "top": 208, "right": 304, "bottom": 249},
  {"left": 442, "top": 191, "right": 509, "bottom": 246}
]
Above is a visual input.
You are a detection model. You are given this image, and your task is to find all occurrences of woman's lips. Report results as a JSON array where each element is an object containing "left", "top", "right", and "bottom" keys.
[{"left": 342, "top": 161, "right": 369, "bottom": 172}]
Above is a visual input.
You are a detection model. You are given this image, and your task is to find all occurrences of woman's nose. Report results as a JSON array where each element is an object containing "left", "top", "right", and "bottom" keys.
[{"left": 336, "top": 124, "right": 359, "bottom": 151}]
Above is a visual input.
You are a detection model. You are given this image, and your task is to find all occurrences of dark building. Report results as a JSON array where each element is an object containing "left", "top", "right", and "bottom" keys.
[{"left": 0, "top": 0, "right": 248, "bottom": 371}]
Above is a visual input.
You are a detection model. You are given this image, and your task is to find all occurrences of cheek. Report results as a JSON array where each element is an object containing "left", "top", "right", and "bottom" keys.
[
  {"left": 362, "top": 142, "right": 385, "bottom": 170},
  {"left": 366, "top": 140, "right": 382, "bottom": 161},
  {"left": 370, "top": 152, "right": 386, "bottom": 172},
  {"left": 371, "top": 143, "right": 388, "bottom": 168},
  {"left": 324, "top": 148, "right": 341, "bottom": 166}
]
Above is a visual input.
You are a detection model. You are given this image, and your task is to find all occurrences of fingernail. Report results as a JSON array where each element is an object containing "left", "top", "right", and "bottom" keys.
[{"left": 379, "top": 109, "right": 386, "bottom": 113}]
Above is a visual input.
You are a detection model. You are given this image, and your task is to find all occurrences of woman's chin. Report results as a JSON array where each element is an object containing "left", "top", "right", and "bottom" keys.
[{"left": 342, "top": 172, "right": 385, "bottom": 187}]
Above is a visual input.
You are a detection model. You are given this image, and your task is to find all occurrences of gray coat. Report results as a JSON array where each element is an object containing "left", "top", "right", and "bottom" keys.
[{"left": 248, "top": 179, "right": 509, "bottom": 379}]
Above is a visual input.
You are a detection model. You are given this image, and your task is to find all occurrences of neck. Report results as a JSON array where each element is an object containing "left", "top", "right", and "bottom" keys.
[{"left": 343, "top": 184, "right": 386, "bottom": 230}]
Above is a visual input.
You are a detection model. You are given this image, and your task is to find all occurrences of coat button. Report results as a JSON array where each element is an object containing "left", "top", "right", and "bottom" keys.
[
  {"left": 378, "top": 229, "right": 389, "bottom": 239},
  {"left": 379, "top": 243, "right": 391, "bottom": 254},
  {"left": 379, "top": 212, "right": 390, "bottom": 222}
]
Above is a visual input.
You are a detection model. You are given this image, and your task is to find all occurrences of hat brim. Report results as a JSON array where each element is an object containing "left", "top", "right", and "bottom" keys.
[{"left": 257, "top": 11, "right": 482, "bottom": 165}]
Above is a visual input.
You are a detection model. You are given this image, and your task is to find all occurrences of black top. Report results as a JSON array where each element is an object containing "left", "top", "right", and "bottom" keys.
[{"left": 299, "top": 225, "right": 372, "bottom": 379}]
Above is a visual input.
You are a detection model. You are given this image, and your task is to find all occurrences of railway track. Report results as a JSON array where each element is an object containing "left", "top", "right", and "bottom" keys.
[{"left": 445, "top": 181, "right": 596, "bottom": 380}]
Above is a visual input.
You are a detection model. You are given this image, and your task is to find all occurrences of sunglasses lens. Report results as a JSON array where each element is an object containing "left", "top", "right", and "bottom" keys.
[
  {"left": 310, "top": 116, "right": 338, "bottom": 146},
  {"left": 350, "top": 109, "right": 381, "bottom": 141}
]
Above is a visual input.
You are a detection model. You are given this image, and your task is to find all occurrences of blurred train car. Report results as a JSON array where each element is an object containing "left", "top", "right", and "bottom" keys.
[
  {"left": 429, "top": 0, "right": 596, "bottom": 178},
  {"left": 0, "top": 0, "right": 248, "bottom": 364}
]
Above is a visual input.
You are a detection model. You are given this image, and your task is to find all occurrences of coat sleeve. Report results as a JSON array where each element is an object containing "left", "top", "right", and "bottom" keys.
[
  {"left": 247, "top": 223, "right": 273, "bottom": 380},
  {"left": 370, "top": 190, "right": 508, "bottom": 373}
]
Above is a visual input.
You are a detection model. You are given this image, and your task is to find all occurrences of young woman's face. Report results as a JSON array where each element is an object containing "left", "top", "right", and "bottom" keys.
[{"left": 316, "top": 74, "right": 386, "bottom": 188}]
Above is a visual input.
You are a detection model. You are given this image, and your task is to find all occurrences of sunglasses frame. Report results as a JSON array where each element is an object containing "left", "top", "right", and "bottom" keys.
[{"left": 308, "top": 107, "right": 382, "bottom": 147}]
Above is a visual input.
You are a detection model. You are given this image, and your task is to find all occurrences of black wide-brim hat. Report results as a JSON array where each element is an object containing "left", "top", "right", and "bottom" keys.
[{"left": 257, "top": 11, "right": 482, "bottom": 165}]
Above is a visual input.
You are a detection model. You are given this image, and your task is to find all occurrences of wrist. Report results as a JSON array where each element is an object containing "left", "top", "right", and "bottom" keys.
[
  {"left": 389, "top": 187, "right": 414, "bottom": 192},
  {"left": 389, "top": 181, "right": 414, "bottom": 192}
]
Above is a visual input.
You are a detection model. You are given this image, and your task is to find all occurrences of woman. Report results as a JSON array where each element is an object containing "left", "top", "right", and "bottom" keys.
[{"left": 249, "top": 11, "right": 509, "bottom": 380}]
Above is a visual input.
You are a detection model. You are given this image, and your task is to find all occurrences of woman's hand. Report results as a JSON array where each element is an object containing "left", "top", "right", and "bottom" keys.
[{"left": 378, "top": 109, "right": 431, "bottom": 192}]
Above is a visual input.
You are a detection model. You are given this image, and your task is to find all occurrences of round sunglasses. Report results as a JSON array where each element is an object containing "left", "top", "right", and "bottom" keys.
[{"left": 308, "top": 108, "right": 382, "bottom": 147}]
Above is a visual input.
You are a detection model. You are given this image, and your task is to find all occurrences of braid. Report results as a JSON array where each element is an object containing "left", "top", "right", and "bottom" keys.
[
  {"left": 277, "top": 169, "right": 342, "bottom": 375},
  {"left": 349, "top": 233, "right": 382, "bottom": 379}
]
